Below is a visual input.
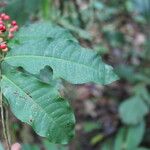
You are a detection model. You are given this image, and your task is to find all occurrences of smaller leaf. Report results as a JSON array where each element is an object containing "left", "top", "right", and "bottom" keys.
[
  {"left": 114, "top": 122, "right": 145, "bottom": 150},
  {"left": 119, "top": 96, "right": 148, "bottom": 125},
  {"left": 114, "top": 127, "right": 126, "bottom": 150},
  {"left": 126, "top": 122, "right": 145, "bottom": 150}
]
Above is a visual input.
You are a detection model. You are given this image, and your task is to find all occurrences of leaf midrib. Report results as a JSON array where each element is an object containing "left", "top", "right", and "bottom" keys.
[
  {"left": 2, "top": 75, "right": 68, "bottom": 136},
  {"left": 5, "top": 55, "right": 102, "bottom": 73}
]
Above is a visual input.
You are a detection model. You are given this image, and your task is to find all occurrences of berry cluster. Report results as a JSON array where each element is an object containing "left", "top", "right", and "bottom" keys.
[{"left": 0, "top": 13, "right": 19, "bottom": 52}]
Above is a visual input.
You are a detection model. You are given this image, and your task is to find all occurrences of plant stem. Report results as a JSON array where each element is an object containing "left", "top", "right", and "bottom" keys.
[
  {"left": 0, "top": 54, "right": 11, "bottom": 150},
  {"left": 6, "top": 108, "right": 11, "bottom": 147}
]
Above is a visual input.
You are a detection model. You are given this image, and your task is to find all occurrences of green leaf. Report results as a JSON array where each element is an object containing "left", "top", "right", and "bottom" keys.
[
  {"left": 5, "top": 22, "right": 118, "bottom": 85},
  {"left": 119, "top": 96, "right": 148, "bottom": 125},
  {"left": 126, "top": 122, "right": 145, "bottom": 150},
  {"left": 1, "top": 64, "right": 75, "bottom": 144},
  {"left": 6, "top": 39, "right": 118, "bottom": 85},
  {"left": 114, "top": 127, "right": 126, "bottom": 150},
  {"left": 114, "top": 122, "right": 145, "bottom": 150}
]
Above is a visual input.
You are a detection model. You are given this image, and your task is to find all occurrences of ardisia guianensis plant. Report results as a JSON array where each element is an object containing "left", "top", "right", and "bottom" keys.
[{"left": 0, "top": 13, "right": 118, "bottom": 150}]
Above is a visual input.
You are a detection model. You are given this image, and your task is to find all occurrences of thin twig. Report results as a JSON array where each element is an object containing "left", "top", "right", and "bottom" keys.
[
  {"left": 0, "top": 98, "right": 10, "bottom": 150},
  {"left": 0, "top": 57, "right": 11, "bottom": 150},
  {"left": 5, "top": 108, "right": 11, "bottom": 146}
]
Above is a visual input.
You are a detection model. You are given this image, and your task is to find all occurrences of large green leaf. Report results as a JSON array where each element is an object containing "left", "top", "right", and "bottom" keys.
[
  {"left": 119, "top": 96, "right": 148, "bottom": 125},
  {"left": 1, "top": 64, "right": 75, "bottom": 144},
  {"left": 5, "top": 23, "right": 118, "bottom": 85}
]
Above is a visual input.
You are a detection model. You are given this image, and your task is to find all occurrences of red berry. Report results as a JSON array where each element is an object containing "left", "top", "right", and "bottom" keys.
[
  {"left": 3, "top": 15, "right": 10, "bottom": 20},
  {"left": 0, "top": 20, "right": 3, "bottom": 24},
  {"left": 0, "top": 24, "right": 6, "bottom": 31},
  {"left": 3, "top": 26, "right": 6, "bottom": 31},
  {"left": 9, "top": 27, "right": 16, "bottom": 33},
  {"left": 9, "top": 25, "right": 19, "bottom": 33},
  {"left": 11, "top": 21, "right": 17, "bottom": 26},
  {"left": 0, "top": 43, "right": 7, "bottom": 49},
  {"left": 0, "top": 13, "right": 18, "bottom": 48},
  {"left": 0, "top": 24, "right": 3, "bottom": 29},
  {"left": 13, "top": 25, "right": 19, "bottom": 31},
  {"left": 0, "top": 13, "right": 6, "bottom": 18}
]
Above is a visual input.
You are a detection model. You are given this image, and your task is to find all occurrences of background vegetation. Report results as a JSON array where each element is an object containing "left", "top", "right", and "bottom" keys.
[{"left": 0, "top": 0, "right": 150, "bottom": 149}]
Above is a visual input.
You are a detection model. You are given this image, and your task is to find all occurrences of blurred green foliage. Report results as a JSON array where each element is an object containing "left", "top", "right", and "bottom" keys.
[{"left": 0, "top": 0, "right": 150, "bottom": 149}]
